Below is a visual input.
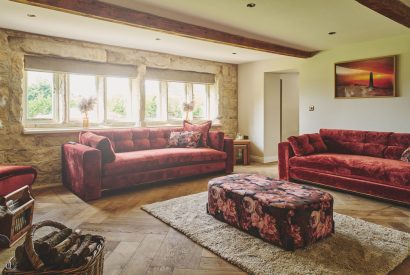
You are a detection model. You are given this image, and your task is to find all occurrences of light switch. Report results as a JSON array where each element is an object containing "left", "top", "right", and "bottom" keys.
[{"left": 309, "top": 105, "right": 315, "bottom": 111}]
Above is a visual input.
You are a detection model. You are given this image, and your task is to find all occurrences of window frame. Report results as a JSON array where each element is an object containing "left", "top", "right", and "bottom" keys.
[
  {"left": 143, "top": 79, "right": 213, "bottom": 124},
  {"left": 23, "top": 70, "right": 139, "bottom": 128}
]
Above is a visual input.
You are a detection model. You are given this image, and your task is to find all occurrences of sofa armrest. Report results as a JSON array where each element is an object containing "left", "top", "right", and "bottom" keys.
[
  {"left": 208, "top": 131, "right": 225, "bottom": 151},
  {"left": 62, "top": 143, "right": 102, "bottom": 201},
  {"left": 278, "top": 141, "right": 294, "bottom": 181},
  {"left": 224, "top": 138, "right": 234, "bottom": 174}
]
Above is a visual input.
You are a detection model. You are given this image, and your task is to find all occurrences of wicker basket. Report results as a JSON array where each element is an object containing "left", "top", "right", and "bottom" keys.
[{"left": 2, "top": 220, "right": 104, "bottom": 275}]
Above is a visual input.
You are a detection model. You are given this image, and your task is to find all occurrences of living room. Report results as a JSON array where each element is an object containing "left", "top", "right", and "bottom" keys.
[{"left": 0, "top": 0, "right": 409, "bottom": 274}]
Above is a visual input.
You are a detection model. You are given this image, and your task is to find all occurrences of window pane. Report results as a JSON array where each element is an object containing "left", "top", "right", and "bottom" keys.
[
  {"left": 145, "top": 80, "right": 160, "bottom": 120},
  {"left": 69, "top": 74, "right": 98, "bottom": 122},
  {"left": 26, "top": 71, "right": 54, "bottom": 119},
  {"left": 167, "top": 82, "right": 186, "bottom": 120},
  {"left": 193, "top": 84, "right": 208, "bottom": 119},
  {"left": 106, "top": 77, "right": 131, "bottom": 121}
]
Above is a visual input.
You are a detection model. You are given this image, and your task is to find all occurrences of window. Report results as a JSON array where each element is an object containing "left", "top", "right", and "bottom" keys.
[
  {"left": 144, "top": 79, "right": 213, "bottom": 122},
  {"left": 167, "top": 82, "right": 186, "bottom": 120},
  {"left": 145, "top": 80, "right": 161, "bottom": 120},
  {"left": 192, "top": 84, "right": 208, "bottom": 119},
  {"left": 24, "top": 71, "right": 138, "bottom": 127},
  {"left": 26, "top": 71, "right": 55, "bottom": 120},
  {"left": 106, "top": 77, "right": 132, "bottom": 122},
  {"left": 68, "top": 74, "right": 98, "bottom": 122}
]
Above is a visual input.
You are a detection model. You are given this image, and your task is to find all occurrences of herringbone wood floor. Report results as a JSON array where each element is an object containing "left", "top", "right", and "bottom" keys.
[{"left": 0, "top": 163, "right": 409, "bottom": 274}]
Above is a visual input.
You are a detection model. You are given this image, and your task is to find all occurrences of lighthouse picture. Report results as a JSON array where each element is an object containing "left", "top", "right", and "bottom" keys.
[{"left": 335, "top": 56, "right": 396, "bottom": 98}]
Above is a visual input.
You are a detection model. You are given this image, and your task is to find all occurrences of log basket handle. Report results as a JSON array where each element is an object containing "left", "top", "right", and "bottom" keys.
[{"left": 24, "top": 220, "right": 68, "bottom": 270}]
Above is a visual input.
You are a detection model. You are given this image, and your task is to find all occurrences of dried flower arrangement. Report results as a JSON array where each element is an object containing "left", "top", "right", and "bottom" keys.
[
  {"left": 78, "top": 97, "right": 96, "bottom": 128},
  {"left": 183, "top": 101, "right": 194, "bottom": 121},
  {"left": 78, "top": 97, "right": 97, "bottom": 114}
]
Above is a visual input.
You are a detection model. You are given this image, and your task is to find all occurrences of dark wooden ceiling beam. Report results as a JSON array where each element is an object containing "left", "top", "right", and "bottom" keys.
[
  {"left": 356, "top": 0, "right": 410, "bottom": 28},
  {"left": 11, "top": 0, "right": 316, "bottom": 58}
]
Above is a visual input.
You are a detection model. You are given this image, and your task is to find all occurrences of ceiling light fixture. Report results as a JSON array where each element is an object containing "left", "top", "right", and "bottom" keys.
[
  {"left": 27, "top": 14, "right": 36, "bottom": 17},
  {"left": 232, "top": 53, "right": 237, "bottom": 55},
  {"left": 246, "top": 3, "right": 256, "bottom": 8},
  {"left": 328, "top": 31, "right": 336, "bottom": 35},
  {"left": 155, "top": 38, "right": 161, "bottom": 41}
]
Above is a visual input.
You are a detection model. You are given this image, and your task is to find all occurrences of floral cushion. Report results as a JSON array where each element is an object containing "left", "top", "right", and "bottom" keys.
[
  {"left": 169, "top": 131, "right": 202, "bottom": 148},
  {"left": 400, "top": 147, "right": 410, "bottom": 162},
  {"left": 207, "top": 174, "right": 334, "bottom": 250},
  {"left": 183, "top": 120, "right": 212, "bottom": 147}
]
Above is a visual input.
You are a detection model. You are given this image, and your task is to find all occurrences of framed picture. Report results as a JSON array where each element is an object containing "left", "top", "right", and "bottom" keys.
[{"left": 335, "top": 55, "right": 396, "bottom": 98}]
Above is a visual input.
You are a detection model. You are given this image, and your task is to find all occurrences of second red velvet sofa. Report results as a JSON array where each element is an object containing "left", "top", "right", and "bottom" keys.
[
  {"left": 279, "top": 129, "right": 410, "bottom": 205},
  {"left": 62, "top": 127, "right": 233, "bottom": 201}
]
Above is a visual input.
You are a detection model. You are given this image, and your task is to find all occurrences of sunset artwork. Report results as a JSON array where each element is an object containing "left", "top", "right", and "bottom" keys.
[{"left": 335, "top": 56, "right": 396, "bottom": 98}]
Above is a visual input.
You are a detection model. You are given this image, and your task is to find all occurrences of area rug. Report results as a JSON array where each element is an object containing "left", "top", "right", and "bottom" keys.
[{"left": 142, "top": 192, "right": 410, "bottom": 275}]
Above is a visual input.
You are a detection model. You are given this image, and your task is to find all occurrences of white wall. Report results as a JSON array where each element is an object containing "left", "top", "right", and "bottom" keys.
[
  {"left": 238, "top": 57, "right": 301, "bottom": 159},
  {"left": 281, "top": 73, "right": 299, "bottom": 141},
  {"left": 264, "top": 73, "right": 281, "bottom": 161},
  {"left": 238, "top": 34, "right": 410, "bottom": 161},
  {"left": 299, "top": 34, "right": 410, "bottom": 133}
]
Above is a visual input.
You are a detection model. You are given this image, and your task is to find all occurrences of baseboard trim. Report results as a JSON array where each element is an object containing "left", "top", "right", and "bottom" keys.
[{"left": 250, "top": 155, "right": 278, "bottom": 163}]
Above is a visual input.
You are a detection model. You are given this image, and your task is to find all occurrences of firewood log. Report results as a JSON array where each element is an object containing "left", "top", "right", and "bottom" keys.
[
  {"left": 35, "top": 228, "right": 72, "bottom": 255},
  {"left": 15, "top": 245, "right": 32, "bottom": 270},
  {"left": 70, "top": 234, "right": 92, "bottom": 266},
  {"left": 52, "top": 232, "right": 80, "bottom": 254},
  {"left": 33, "top": 231, "right": 58, "bottom": 252},
  {"left": 62, "top": 238, "right": 81, "bottom": 267}
]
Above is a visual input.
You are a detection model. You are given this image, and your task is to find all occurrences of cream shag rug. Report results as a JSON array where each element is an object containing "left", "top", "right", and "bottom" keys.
[{"left": 142, "top": 192, "right": 410, "bottom": 275}]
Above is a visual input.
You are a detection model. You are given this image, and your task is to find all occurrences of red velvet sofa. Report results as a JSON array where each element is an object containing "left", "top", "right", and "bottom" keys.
[
  {"left": 0, "top": 166, "right": 37, "bottom": 197},
  {"left": 279, "top": 129, "right": 410, "bottom": 205},
  {"left": 62, "top": 127, "right": 233, "bottom": 201}
]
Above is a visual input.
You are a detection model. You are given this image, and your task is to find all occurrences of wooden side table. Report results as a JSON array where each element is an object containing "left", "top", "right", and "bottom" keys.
[{"left": 233, "top": 140, "right": 251, "bottom": 165}]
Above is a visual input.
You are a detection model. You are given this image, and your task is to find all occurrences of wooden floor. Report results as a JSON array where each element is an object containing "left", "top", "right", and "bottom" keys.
[{"left": 0, "top": 163, "right": 409, "bottom": 274}]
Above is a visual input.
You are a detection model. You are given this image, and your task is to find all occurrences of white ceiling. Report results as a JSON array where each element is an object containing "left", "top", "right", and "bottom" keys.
[{"left": 0, "top": 0, "right": 408, "bottom": 64}]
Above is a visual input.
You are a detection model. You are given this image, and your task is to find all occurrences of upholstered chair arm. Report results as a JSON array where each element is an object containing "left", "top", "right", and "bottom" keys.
[
  {"left": 62, "top": 143, "right": 102, "bottom": 201},
  {"left": 278, "top": 141, "right": 294, "bottom": 181},
  {"left": 223, "top": 138, "right": 234, "bottom": 174}
]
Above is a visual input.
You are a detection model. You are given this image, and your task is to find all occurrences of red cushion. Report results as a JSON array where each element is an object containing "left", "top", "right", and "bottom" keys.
[
  {"left": 132, "top": 128, "right": 150, "bottom": 151},
  {"left": 362, "top": 131, "right": 391, "bottom": 157},
  {"left": 104, "top": 148, "right": 227, "bottom": 176},
  {"left": 289, "top": 153, "right": 410, "bottom": 187},
  {"left": 183, "top": 120, "right": 212, "bottom": 147},
  {"left": 112, "top": 129, "right": 133, "bottom": 153},
  {"left": 288, "top": 135, "right": 315, "bottom": 156},
  {"left": 0, "top": 166, "right": 37, "bottom": 196},
  {"left": 320, "top": 129, "right": 366, "bottom": 154},
  {"left": 80, "top": 132, "right": 116, "bottom": 163},
  {"left": 307, "top": 134, "right": 327, "bottom": 153},
  {"left": 208, "top": 131, "right": 225, "bottom": 151},
  {"left": 385, "top": 133, "right": 410, "bottom": 160}
]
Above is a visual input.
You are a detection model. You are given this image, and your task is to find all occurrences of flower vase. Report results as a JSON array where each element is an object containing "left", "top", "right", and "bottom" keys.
[{"left": 82, "top": 113, "right": 89, "bottom": 128}]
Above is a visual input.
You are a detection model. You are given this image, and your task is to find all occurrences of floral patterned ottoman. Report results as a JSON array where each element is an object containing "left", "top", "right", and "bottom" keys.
[{"left": 207, "top": 174, "right": 334, "bottom": 250}]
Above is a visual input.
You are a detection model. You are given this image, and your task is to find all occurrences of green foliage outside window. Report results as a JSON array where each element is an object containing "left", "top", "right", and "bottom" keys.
[
  {"left": 110, "top": 97, "right": 126, "bottom": 116},
  {"left": 145, "top": 96, "right": 158, "bottom": 118},
  {"left": 27, "top": 80, "right": 52, "bottom": 118}
]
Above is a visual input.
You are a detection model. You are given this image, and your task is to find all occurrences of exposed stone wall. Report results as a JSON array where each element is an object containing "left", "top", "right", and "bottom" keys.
[{"left": 0, "top": 29, "right": 238, "bottom": 184}]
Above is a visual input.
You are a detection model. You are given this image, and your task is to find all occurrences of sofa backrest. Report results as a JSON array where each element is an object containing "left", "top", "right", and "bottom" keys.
[
  {"left": 320, "top": 129, "right": 410, "bottom": 160},
  {"left": 79, "top": 127, "right": 225, "bottom": 153},
  {"left": 79, "top": 127, "right": 182, "bottom": 153}
]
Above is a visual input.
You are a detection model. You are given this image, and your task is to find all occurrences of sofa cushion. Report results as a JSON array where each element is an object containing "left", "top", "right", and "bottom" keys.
[
  {"left": 132, "top": 128, "right": 150, "bottom": 151},
  {"left": 289, "top": 153, "right": 410, "bottom": 187},
  {"left": 320, "top": 129, "right": 366, "bottom": 155},
  {"left": 80, "top": 132, "right": 116, "bottom": 163},
  {"left": 112, "top": 129, "right": 133, "bottom": 153},
  {"left": 385, "top": 133, "right": 410, "bottom": 160},
  {"left": 104, "top": 148, "right": 227, "bottom": 176},
  {"left": 307, "top": 133, "right": 327, "bottom": 153},
  {"left": 183, "top": 120, "right": 212, "bottom": 147},
  {"left": 288, "top": 135, "right": 315, "bottom": 156},
  {"left": 169, "top": 131, "right": 202, "bottom": 148},
  {"left": 362, "top": 131, "right": 391, "bottom": 158}
]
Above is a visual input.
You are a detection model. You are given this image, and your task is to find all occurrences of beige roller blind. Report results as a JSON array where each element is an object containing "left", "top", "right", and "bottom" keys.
[
  {"left": 145, "top": 68, "right": 215, "bottom": 84},
  {"left": 24, "top": 55, "right": 138, "bottom": 77}
]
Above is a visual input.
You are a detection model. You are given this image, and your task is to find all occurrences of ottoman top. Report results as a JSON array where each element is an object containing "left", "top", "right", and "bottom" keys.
[{"left": 208, "top": 174, "right": 333, "bottom": 209}]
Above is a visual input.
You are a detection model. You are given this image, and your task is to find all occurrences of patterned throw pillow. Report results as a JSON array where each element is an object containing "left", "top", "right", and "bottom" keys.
[
  {"left": 400, "top": 147, "right": 410, "bottom": 162},
  {"left": 183, "top": 120, "right": 212, "bottom": 147},
  {"left": 169, "top": 131, "right": 202, "bottom": 148}
]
